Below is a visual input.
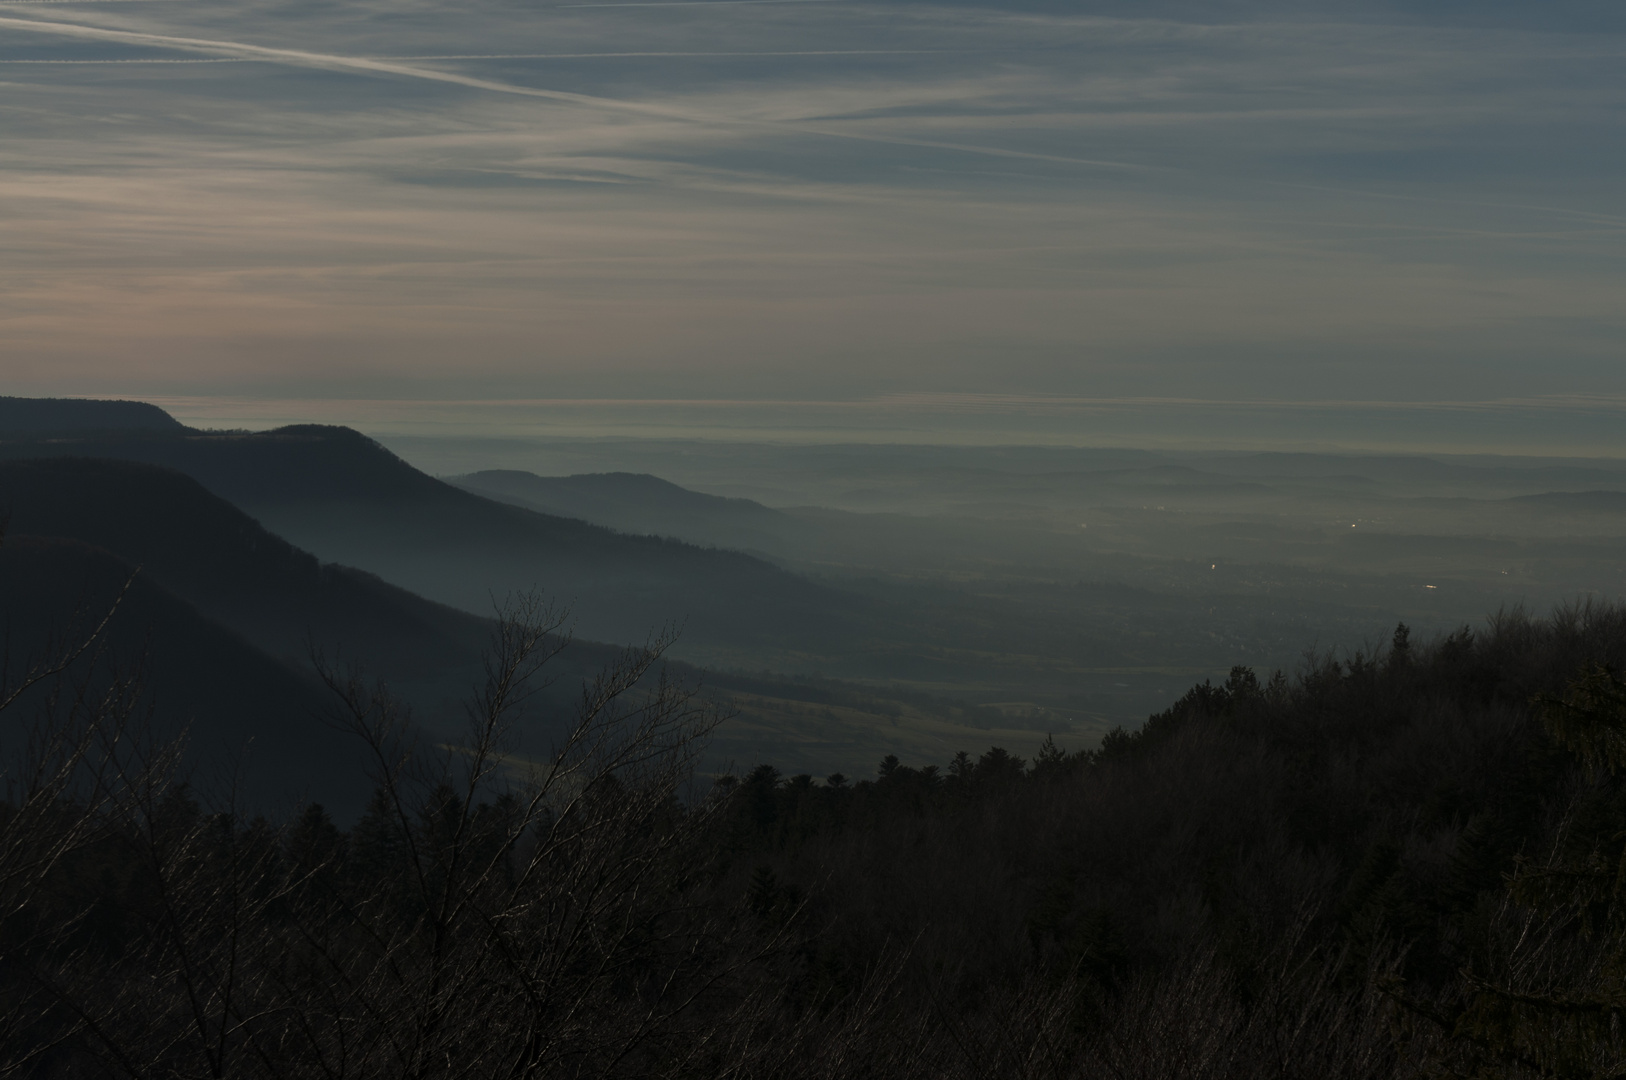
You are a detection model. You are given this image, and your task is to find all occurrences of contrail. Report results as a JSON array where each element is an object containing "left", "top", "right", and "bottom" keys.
[
  {"left": 0, "top": 55, "right": 236, "bottom": 61},
  {"left": 0, "top": 15, "right": 712, "bottom": 121},
  {"left": 0, "top": 49, "right": 952, "bottom": 60},
  {"left": 557, "top": 0, "right": 840, "bottom": 7},
  {"left": 0, "top": 54, "right": 237, "bottom": 60},
  {"left": 0, "top": 14, "right": 1151, "bottom": 172},
  {"left": 390, "top": 50, "right": 951, "bottom": 59}
]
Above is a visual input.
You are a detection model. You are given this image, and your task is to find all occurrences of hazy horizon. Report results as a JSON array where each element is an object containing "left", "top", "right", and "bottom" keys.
[{"left": 133, "top": 393, "right": 1626, "bottom": 459}]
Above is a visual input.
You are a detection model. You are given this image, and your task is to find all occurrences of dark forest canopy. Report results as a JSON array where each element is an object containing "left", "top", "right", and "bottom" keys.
[{"left": 5, "top": 598, "right": 1626, "bottom": 1077}]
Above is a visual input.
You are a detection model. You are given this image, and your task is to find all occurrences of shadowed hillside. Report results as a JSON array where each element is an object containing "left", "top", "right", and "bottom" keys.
[
  {"left": 0, "top": 424, "right": 1218, "bottom": 718},
  {"left": 38, "top": 399, "right": 1626, "bottom": 743},
  {"left": 0, "top": 537, "right": 372, "bottom": 818},
  {"left": 0, "top": 457, "right": 491, "bottom": 684},
  {"left": 0, "top": 456, "right": 708, "bottom": 756},
  {"left": 0, "top": 450, "right": 1106, "bottom": 780},
  {"left": 0, "top": 425, "right": 868, "bottom": 667}
]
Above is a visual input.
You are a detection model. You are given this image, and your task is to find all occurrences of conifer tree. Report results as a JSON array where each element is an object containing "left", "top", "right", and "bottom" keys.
[{"left": 1414, "top": 663, "right": 1626, "bottom": 1078}]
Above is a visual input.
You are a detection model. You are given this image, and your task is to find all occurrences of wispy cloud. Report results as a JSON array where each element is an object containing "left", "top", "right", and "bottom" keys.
[
  {"left": 1, "top": 0, "right": 1622, "bottom": 402},
  {"left": 0, "top": 14, "right": 713, "bottom": 117}
]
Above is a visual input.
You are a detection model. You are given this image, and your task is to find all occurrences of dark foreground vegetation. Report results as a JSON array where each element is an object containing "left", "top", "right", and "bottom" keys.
[{"left": 6, "top": 591, "right": 1626, "bottom": 1078}]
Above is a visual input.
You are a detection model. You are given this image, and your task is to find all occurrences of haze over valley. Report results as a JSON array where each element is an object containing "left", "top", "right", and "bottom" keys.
[{"left": 7, "top": 397, "right": 1626, "bottom": 791}]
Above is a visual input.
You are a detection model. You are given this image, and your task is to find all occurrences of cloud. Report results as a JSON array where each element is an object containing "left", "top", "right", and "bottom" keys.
[
  {"left": 0, "top": 14, "right": 715, "bottom": 117},
  {"left": 0, "top": 0, "right": 1622, "bottom": 401}
]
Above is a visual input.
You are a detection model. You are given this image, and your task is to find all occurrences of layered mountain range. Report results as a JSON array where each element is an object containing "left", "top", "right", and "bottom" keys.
[
  {"left": 19, "top": 394, "right": 1621, "bottom": 817},
  {"left": 0, "top": 397, "right": 1052, "bottom": 813}
]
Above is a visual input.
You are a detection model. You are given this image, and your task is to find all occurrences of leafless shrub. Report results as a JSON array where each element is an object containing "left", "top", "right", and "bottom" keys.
[
  {"left": 0, "top": 569, "right": 148, "bottom": 1075},
  {"left": 22, "top": 594, "right": 777, "bottom": 1080}
]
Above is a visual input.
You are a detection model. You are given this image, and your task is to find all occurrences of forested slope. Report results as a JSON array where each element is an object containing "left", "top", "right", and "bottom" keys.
[{"left": 5, "top": 602, "right": 1626, "bottom": 1077}]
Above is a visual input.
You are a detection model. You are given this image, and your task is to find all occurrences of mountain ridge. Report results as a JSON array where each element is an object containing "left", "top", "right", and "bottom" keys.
[{"left": 0, "top": 395, "right": 183, "bottom": 432}]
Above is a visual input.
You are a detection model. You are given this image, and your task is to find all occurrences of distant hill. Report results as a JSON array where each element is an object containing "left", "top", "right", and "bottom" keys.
[
  {"left": 0, "top": 536, "right": 374, "bottom": 819},
  {"left": 0, "top": 403, "right": 1359, "bottom": 734},
  {"left": 0, "top": 419, "right": 1301, "bottom": 713},
  {"left": 0, "top": 396, "right": 183, "bottom": 432},
  {"left": 0, "top": 457, "right": 492, "bottom": 692},
  {"left": 449, "top": 469, "right": 793, "bottom": 552},
  {"left": 0, "top": 457, "right": 837, "bottom": 792},
  {"left": 0, "top": 457, "right": 704, "bottom": 749},
  {"left": 0, "top": 427, "right": 868, "bottom": 667},
  {"left": 0, "top": 450, "right": 1079, "bottom": 785}
]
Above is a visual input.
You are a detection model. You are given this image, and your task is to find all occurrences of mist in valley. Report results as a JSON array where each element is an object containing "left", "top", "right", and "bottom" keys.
[
  {"left": 394, "top": 435, "right": 1626, "bottom": 774},
  {"left": 6, "top": 403, "right": 1624, "bottom": 787}
]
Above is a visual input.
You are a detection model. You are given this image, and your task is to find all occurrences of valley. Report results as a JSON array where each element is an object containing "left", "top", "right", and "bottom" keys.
[{"left": 7, "top": 396, "right": 1626, "bottom": 805}]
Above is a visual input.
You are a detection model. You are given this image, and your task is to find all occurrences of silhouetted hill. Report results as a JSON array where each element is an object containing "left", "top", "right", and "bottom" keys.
[
  {"left": 449, "top": 469, "right": 792, "bottom": 551},
  {"left": 0, "top": 454, "right": 1078, "bottom": 785},
  {"left": 0, "top": 422, "right": 1371, "bottom": 716},
  {"left": 0, "top": 396, "right": 183, "bottom": 432},
  {"left": 0, "top": 456, "right": 711, "bottom": 753},
  {"left": 0, "top": 427, "right": 867, "bottom": 662},
  {"left": 0, "top": 536, "right": 373, "bottom": 818},
  {"left": 0, "top": 457, "right": 492, "bottom": 690},
  {"left": 0, "top": 408, "right": 1425, "bottom": 721}
]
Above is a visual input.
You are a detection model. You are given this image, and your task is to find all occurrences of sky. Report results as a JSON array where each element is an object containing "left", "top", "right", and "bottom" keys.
[{"left": 2, "top": 0, "right": 1624, "bottom": 417}]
